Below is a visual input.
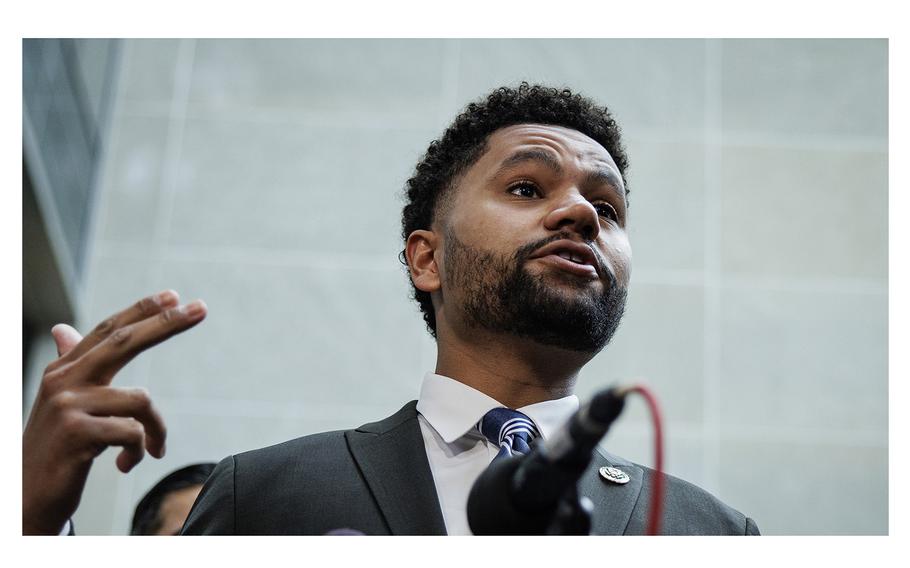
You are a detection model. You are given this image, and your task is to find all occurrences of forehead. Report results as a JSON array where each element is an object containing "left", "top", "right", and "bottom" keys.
[{"left": 482, "top": 123, "right": 619, "bottom": 172}]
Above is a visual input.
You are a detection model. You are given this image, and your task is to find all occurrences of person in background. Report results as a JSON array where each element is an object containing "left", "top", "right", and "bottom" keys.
[{"left": 130, "top": 463, "right": 216, "bottom": 536}]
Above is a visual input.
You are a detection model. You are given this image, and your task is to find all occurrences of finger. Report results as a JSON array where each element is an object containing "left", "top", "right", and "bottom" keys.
[
  {"left": 75, "top": 300, "right": 207, "bottom": 387},
  {"left": 84, "top": 416, "right": 147, "bottom": 473},
  {"left": 51, "top": 324, "right": 83, "bottom": 357},
  {"left": 72, "top": 386, "right": 167, "bottom": 459},
  {"left": 57, "top": 290, "right": 181, "bottom": 366}
]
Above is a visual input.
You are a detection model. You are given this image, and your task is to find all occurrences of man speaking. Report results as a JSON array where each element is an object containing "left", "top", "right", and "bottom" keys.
[{"left": 22, "top": 83, "right": 759, "bottom": 535}]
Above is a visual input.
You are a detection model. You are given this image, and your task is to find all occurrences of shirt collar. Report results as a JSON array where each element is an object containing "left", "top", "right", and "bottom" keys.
[{"left": 416, "top": 372, "right": 579, "bottom": 444}]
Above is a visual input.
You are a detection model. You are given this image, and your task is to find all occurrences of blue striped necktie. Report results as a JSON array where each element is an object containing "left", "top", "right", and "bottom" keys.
[{"left": 478, "top": 407, "right": 541, "bottom": 459}]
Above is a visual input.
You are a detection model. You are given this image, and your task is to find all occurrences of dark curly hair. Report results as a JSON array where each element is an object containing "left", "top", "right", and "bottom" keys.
[
  {"left": 130, "top": 462, "right": 216, "bottom": 535},
  {"left": 401, "top": 82, "right": 630, "bottom": 338}
]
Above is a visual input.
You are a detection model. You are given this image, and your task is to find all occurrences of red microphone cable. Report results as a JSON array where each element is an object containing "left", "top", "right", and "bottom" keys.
[{"left": 614, "top": 384, "right": 665, "bottom": 536}]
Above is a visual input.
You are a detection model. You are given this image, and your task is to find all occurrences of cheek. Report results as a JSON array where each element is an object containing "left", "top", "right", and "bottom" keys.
[
  {"left": 602, "top": 232, "right": 632, "bottom": 284},
  {"left": 452, "top": 206, "right": 537, "bottom": 252}
]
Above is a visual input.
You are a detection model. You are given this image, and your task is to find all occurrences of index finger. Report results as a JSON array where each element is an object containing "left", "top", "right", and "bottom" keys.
[
  {"left": 74, "top": 300, "right": 208, "bottom": 386},
  {"left": 54, "top": 290, "right": 181, "bottom": 368}
]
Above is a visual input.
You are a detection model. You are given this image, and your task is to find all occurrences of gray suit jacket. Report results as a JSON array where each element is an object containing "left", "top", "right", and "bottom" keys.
[{"left": 181, "top": 401, "right": 759, "bottom": 535}]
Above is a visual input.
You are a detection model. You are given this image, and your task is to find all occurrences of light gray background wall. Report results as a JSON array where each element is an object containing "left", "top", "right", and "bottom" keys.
[{"left": 25, "top": 38, "right": 888, "bottom": 535}]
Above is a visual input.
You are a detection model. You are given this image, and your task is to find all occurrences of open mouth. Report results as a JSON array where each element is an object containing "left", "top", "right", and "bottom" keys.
[
  {"left": 554, "top": 250, "right": 590, "bottom": 265},
  {"left": 535, "top": 254, "right": 598, "bottom": 278},
  {"left": 529, "top": 239, "right": 601, "bottom": 279}
]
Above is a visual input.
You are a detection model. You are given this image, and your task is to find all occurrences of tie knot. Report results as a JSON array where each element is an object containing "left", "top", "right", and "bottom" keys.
[{"left": 478, "top": 407, "right": 540, "bottom": 458}]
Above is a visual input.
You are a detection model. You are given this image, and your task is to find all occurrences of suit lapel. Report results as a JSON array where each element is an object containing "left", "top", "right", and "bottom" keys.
[
  {"left": 344, "top": 401, "right": 643, "bottom": 535},
  {"left": 345, "top": 401, "right": 447, "bottom": 535},
  {"left": 580, "top": 448, "right": 644, "bottom": 535}
]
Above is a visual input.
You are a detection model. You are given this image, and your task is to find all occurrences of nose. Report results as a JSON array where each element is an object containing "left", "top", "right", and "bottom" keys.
[{"left": 543, "top": 190, "right": 601, "bottom": 241}]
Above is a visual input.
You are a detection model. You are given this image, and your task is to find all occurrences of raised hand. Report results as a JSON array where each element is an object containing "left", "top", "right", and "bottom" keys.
[{"left": 22, "top": 290, "right": 207, "bottom": 535}]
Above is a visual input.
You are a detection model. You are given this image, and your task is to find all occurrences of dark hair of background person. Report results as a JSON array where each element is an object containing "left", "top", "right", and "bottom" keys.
[
  {"left": 130, "top": 462, "right": 216, "bottom": 535},
  {"left": 400, "top": 82, "right": 631, "bottom": 338}
]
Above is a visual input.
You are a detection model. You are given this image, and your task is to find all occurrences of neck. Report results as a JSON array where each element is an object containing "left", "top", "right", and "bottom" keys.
[{"left": 434, "top": 325, "right": 594, "bottom": 409}]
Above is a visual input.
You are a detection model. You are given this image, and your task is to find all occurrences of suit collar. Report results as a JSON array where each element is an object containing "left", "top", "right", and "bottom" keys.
[{"left": 345, "top": 401, "right": 447, "bottom": 535}]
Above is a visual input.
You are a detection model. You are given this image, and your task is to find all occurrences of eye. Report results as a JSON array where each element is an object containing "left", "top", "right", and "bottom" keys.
[
  {"left": 593, "top": 202, "right": 618, "bottom": 221},
  {"left": 508, "top": 181, "right": 541, "bottom": 199}
]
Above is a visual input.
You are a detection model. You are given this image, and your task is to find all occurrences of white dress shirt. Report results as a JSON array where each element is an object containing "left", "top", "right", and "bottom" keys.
[{"left": 415, "top": 372, "right": 579, "bottom": 535}]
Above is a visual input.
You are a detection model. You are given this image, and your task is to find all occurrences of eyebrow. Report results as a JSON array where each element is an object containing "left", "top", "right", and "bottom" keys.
[
  {"left": 583, "top": 169, "right": 625, "bottom": 201},
  {"left": 493, "top": 149, "right": 625, "bottom": 201},
  {"left": 494, "top": 149, "right": 564, "bottom": 178}
]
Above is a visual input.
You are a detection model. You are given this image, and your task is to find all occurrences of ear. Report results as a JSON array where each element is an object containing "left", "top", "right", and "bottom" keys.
[{"left": 405, "top": 229, "right": 441, "bottom": 293}]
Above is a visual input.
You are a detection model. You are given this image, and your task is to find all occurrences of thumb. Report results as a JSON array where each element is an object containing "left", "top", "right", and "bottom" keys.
[{"left": 51, "top": 324, "right": 83, "bottom": 357}]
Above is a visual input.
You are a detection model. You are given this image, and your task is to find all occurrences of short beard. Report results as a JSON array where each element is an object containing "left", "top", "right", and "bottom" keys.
[{"left": 443, "top": 232, "right": 627, "bottom": 353}]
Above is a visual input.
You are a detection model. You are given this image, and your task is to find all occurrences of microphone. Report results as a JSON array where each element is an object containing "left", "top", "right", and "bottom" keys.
[{"left": 467, "top": 387, "right": 627, "bottom": 535}]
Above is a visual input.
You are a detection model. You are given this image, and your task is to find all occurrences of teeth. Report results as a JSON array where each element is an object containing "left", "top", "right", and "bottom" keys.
[{"left": 556, "top": 251, "right": 585, "bottom": 264}]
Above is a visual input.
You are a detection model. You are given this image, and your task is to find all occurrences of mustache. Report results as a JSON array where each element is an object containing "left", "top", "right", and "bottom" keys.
[{"left": 514, "top": 232, "right": 615, "bottom": 287}]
